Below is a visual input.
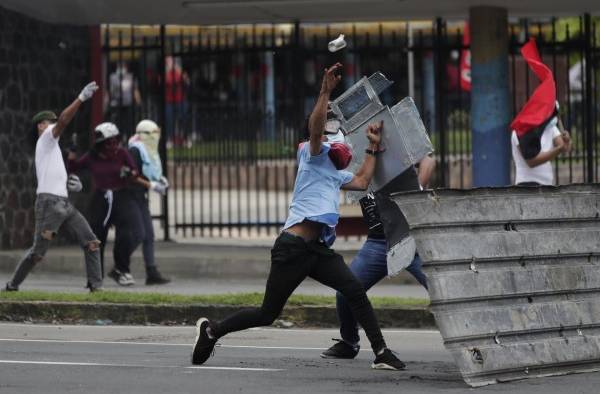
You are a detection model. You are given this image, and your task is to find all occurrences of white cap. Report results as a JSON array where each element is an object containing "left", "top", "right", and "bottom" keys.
[{"left": 94, "top": 122, "right": 119, "bottom": 143}]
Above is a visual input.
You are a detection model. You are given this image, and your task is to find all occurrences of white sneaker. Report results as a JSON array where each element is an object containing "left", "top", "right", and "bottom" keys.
[{"left": 120, "top": 273, "right": 135, "bottom": 286}]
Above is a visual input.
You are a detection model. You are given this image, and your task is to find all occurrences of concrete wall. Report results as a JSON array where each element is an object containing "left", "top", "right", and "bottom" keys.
[{"left": 0, "top": 6, "right": 91, "bottom": 249}]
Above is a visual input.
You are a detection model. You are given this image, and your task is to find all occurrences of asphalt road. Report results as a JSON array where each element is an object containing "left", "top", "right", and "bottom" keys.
[{"left": 0, "top": 323, "right": 598, "bottom": 394}]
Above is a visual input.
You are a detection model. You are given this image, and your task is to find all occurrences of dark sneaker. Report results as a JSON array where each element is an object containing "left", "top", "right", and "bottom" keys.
[
  {"left": 146, "top": 275, "right": 171, "bottom": 285},
  {"left": 107, "top": 269, "right": 121, "bottom": 284},
  {"left": 192, "top": 318, "right": 217, "bottom": 365},
  {"left": 145, "top": 269, "right": 171, "bottom": 285},
  {"left": 3, "top": 282, "right": 18, "bottom": 292},
  {"left": 371, "top": 349, "right": 406, "bottom": 371},
  {"left": 320, "top": 339, "right": 359, "bottom": 359}
]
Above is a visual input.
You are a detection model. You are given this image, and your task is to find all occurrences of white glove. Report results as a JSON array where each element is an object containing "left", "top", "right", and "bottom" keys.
[
  {"left": 67, "top": 175, "right": 83, "bottom": 193},
  {"left": 150, "top": 181, "right": 167, "bottom": 196},
  {"left": 159, "top": 176, "right": 170, "bottom": 189},
  {"left": 78, "top": 81, "right": 99, "bottom": 102}
]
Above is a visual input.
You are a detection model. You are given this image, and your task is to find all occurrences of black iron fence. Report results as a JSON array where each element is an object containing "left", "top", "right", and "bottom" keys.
[{"left": 100, "top": 16, "right": 600, "bottom": 239}]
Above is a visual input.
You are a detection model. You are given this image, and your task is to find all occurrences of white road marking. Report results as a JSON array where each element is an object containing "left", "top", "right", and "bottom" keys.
[
  {"left": 0, "top": 323, "right": 440, "bottom": 335},
  {"left": 0, "top": 338, "right": 327, "bottom": 351},
  {"left": 0, "top": 360, "right": 282, "bottom": 372}
]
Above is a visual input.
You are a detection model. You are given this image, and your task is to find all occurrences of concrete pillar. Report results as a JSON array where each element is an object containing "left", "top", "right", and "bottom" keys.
[{"left": 470, "top": 6, "right": 511, "bottom": 186}]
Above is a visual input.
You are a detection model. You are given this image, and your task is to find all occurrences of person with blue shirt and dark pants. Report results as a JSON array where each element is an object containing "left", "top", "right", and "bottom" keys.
[
  {"left": 321, "top": 155, "right": 435, "bottom": 359},
  {"left": 191, "top": 63, "right": 406, "bottom": 371}
]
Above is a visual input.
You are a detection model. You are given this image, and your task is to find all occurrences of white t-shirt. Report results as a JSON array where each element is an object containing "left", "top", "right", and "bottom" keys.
[
  {"left": 35, "top": 124, "right": 68, "bottom": 197},
  {"left": 511, "top": 119, "right": 561, "bottom": 186}
]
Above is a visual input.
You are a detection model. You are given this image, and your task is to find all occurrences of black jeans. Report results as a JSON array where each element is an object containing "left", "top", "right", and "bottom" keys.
[
  {"left": 90, "top": 189, "right": 144, "bottom": 275},
  {"left": 212, "top": 232, "right": 387, "bottom": 354}
]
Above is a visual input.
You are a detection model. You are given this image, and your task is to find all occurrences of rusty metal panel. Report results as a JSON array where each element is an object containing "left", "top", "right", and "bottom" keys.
[{"left": 392, "top": 184, "right": 600, "bottom": 387}]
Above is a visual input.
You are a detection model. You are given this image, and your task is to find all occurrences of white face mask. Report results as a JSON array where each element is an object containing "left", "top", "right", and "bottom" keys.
[
  {"left": 325, "top": 119, "right": 341, "bottom": 134},
  {"left": 326, "top": 130, "right": 346, "bottom": 144}
]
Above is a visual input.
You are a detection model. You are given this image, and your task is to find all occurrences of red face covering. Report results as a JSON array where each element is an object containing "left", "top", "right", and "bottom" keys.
[{"left": 328, "top": 143, "right": 353, "bottom": 170}]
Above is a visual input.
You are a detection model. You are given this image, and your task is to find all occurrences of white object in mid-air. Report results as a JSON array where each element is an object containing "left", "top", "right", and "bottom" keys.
[{"left": 328, "top": 34, "right": 347, "bottom": 52}]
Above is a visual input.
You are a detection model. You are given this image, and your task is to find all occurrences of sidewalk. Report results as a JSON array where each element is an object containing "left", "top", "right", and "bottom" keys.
[
  {"left": 0, "top": 241, "right": 425, "bottom": 288},
  {"left": 0, "top": 240, "right": 431, "bottom": 327}
]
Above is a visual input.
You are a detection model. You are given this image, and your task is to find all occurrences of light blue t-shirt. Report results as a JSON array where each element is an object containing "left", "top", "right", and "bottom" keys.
[{"left": 283, "top": 142, "right": 354, "bottom": 246}]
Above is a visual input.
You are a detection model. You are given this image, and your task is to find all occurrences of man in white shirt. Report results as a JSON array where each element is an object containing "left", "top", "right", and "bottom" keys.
[
  {"left": 511, "top": 116, "right": 571, "bottom": 186},
  {"left": 4, "top": 82, "right": 103, "bottom": 292}
]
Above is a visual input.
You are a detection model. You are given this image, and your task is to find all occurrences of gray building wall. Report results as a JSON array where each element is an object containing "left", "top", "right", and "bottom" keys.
[{"left": 0, "top": 6, "right": 91, "bottom": 249}]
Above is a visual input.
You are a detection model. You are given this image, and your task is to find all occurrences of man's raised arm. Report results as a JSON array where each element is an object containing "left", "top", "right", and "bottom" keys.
[
  {"left": 52, "top": 82, "right": 99, "bottom": 138},
  {"left": 308, "top": 63, "right": 342, "bottom": 156}
]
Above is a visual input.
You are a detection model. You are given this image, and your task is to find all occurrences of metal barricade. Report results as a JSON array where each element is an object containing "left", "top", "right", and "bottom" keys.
[{"left": 394, "top": 184, "right": 600, "bottom": 386}]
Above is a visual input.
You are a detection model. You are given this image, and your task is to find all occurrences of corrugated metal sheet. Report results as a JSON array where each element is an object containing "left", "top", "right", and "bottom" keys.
[{"left": 392, "top": 184, "right": 600, "bottom": 387}]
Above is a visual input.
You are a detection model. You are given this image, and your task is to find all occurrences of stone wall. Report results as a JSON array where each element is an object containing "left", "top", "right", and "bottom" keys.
[{"left": 0, "top": 6, "right": 91, "bottom": 249}]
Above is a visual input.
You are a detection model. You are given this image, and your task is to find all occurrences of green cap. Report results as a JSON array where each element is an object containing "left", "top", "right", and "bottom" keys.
[{"left": 32, "top": 110, "right": 58, "bottom": 125}]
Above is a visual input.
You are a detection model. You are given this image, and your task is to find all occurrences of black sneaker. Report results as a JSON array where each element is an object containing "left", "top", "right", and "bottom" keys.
[
  {"left": 146, "top": 275, "right": 171, "bottom": 285},
  {"left": 3, "top": 282, "right": 18, "bottom": 292},
  {"left": 371, "top": 349, "right": 406, "bottom": 371},
  {"left": 145, "top": 268, "right": 171, "bottom": 285},
  {"left": 320, "top": 339, "right": 360, "bottom": 359},
  {"left": 192, "top": 318, "right": 217, "bottom": 365}
]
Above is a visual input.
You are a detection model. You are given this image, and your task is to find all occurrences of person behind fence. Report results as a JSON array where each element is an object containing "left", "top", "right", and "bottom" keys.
[
  {"left": 510, "top": 39, "right": 572, "bottom": 186},
  {"left": 164, "top": 56, "right": 190, "bottom": 146},
  {"left": 128, "top": 119, "right": 171, "bottom": 285},
  {"left": 68, "top": 123, "right": 165, "bottom": 286},
  {"left": 106, "top": 62, "right": 141, "bottom": 135},
  {"left": 4, "top": 82, "right": 103, "bottom": 292},
  {"left": 320, "top": 154, "right": 435, "bottom": 359},
  {"left": 191, "top": 63, "right": 406, "bottom": 371}
]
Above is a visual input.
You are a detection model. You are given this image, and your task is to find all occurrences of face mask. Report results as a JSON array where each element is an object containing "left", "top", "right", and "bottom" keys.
[
  {"left": 328, "top": 142, "right": 353, "bottom": 170},
  {"left": 325, "top": 129, "right": 346, "bottom": 144}
]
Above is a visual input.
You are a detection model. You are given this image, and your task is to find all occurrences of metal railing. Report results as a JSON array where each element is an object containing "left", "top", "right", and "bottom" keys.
[{"left": 100, "top": 16, "right": 600, "bottom": 239}]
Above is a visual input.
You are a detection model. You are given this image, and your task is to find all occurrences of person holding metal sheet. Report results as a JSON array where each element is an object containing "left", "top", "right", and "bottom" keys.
[
  {"left": 191, "top": 63, "right": 407, "bottom": 371},
  {"left": 510, "top": 38, "right": 571, "bottom": 186},
  {"left": 321, "top": 155, "right": 434, "bottom": 359}
]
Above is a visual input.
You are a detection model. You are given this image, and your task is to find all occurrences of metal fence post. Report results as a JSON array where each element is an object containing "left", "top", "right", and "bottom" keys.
[
  {"left": 434, "top": 17, "right": 447, "bottom": 187},
  {"left": 159, "top": 25, "right": 170, "bottom": 241},
  {"left": 584, "top": 13, "right": 594, "bottom": 183}
]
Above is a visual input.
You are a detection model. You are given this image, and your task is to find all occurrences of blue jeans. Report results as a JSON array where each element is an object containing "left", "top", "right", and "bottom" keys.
[{"left": 336, "top": 237, "right": 428, "bottom": 346}]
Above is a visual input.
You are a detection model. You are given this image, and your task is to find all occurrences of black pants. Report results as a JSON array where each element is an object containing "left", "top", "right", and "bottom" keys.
[
  {"left": 90, "top": 189, "right": 145, "bottom": 275},
  {"left": 212, "top": 232, "right": 387, "bottom": 354}
]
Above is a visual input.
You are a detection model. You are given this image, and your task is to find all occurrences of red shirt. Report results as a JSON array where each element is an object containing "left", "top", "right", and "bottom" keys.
[
  {"left": 68, "top": 148, "right": 138, "bottom": 191},
  {"left": 165, "top": 68, "right": 185, "bottom": 103}
]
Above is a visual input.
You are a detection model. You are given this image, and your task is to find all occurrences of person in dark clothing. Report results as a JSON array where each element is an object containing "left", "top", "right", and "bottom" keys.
[
  {"left": 191, "top": 63, "right": 406, "bottom": 371},
  {"left": 68, "top": 122, "right": 156, "bottom": 286},
  {"left": 128, "top": 119, "right": 170, "bottom": 285},
  {"left": 321, "top": 155, "right": 434, "bottom": 359}
]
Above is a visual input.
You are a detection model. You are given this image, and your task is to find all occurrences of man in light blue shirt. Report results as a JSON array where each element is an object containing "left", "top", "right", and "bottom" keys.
[{"left": 191, "top": 63, "right": 406, "bottom": 371}]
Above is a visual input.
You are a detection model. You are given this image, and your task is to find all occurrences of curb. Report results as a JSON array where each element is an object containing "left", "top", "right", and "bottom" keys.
[{"left": 0, "top": 301, "right": 436, "bottom": 328}]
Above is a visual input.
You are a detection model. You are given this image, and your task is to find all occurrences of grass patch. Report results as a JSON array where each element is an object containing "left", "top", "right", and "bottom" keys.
[{"left": 0, "top": 290, "right": 428, "bottom": 308}]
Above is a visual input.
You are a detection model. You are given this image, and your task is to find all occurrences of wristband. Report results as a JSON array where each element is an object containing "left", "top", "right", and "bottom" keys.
[{"left": 365, "top": 149, "right": 379, "bottom": 156}]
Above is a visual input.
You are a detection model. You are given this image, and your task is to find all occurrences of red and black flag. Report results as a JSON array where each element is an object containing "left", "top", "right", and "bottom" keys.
[{"left": 510, "top": 38, "right": 558, "bottom": 159}]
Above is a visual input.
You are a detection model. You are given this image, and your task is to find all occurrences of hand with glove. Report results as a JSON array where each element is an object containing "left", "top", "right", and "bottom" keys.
[
  {"left": 67, "top": 174, "right": 83, "bottom": 193},
  {"left": 159, "top": 176, "right": 170, "bottom": 189},
  {"left": 78, "top": 81, "right": 99, "bottom": 102},
  {"left": 150, "top": 181, "right": 167, "bottom": 196}
]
